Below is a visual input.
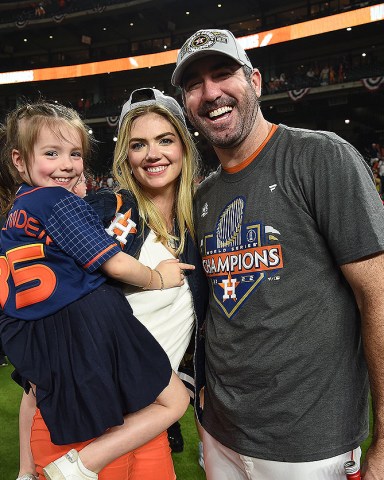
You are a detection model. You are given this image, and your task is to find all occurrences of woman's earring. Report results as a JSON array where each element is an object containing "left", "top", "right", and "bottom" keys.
[{"left": 130, "top": 168, "right": 133, "bottom": 175}]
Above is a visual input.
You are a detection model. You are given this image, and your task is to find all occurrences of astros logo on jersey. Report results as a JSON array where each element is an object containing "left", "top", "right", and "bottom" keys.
[{"left": 105, "top": 208, "right": 137, "bottom": 248}]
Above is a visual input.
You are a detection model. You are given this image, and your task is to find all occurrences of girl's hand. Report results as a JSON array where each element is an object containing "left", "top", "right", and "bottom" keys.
[{"left": 153, "top": 259, "right": 195, "bottom": 289}]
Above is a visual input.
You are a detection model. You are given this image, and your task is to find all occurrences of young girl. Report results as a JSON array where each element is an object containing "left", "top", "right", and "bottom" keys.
[{"left": 0, "top": 101, "right": 192, "bottom": 480}]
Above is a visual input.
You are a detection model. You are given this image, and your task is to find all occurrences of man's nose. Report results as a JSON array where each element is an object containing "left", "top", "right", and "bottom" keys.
[{"left": 201, "top": 77, "right": 222, "bottom": 103}]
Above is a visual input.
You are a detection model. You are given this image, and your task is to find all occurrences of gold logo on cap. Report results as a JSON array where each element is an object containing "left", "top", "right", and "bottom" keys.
[{"left": 179, "top": 31, "right": 229, "bottom": 60}]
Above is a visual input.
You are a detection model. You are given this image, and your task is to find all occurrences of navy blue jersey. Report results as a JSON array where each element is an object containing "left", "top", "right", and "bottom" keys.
[{"left": 0, "top": 184, "right": 121, "bottom": 320}]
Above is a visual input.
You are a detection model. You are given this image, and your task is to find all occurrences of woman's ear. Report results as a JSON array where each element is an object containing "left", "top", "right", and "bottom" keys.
[{"left": 12, "top": 149, "right": 26, "bottom": 174}]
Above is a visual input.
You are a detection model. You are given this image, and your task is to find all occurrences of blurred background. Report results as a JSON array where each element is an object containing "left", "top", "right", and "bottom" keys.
[
  {"left": 0, "top": 0, "right": 383, "bottom": 178},
  {"left": 0, "top": 2, "right": 382, "bottom": 477}
]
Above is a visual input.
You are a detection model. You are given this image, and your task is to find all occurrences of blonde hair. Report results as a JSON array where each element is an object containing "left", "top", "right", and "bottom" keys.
[
  {"left": 0, "top": 101, "right": 92, "bottom": 215},
  {"left": 113, "top": 103, "right": 200, "bottom": 254}
]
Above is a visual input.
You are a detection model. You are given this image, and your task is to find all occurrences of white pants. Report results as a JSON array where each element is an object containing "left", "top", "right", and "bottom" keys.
[{"left": 203, "top": 429, "right": 361, "bottom": 480}]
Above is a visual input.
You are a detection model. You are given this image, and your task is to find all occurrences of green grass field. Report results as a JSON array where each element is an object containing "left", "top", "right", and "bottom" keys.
[{"left": 0, "top": 362, "right": 372, "bottom": 480}]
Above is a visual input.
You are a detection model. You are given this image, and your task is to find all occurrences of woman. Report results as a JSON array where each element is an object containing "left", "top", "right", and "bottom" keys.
[{"left": 19, "top": 89, "right": 207, "bottom": 480}]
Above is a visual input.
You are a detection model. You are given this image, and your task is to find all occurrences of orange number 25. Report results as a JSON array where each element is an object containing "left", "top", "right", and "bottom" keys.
[{"left": 0, "top": 244, "right": 56, "bottom": 310}]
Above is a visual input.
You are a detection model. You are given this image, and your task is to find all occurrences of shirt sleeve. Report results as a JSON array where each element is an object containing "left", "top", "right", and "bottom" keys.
[
  {"left": 46, "top": 194, "right": 121, "bottom": 272},
  {"left": 84, "top": 188, "right": 118, "bottom": 228},
  {"left": 300, "top": 133, "right": 384, "bottom": 265}
]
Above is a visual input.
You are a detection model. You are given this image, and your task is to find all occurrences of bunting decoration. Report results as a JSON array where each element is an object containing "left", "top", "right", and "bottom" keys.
[
  {"left": 53, "top": 14, "right": 67, "bottom": 23},
  {"left": 106, "top": 116, "right": 119, "bottom": 127},
  {"left": 361, "top": 77, "right": 384, "bottom": 92},
  {"left": 16, "top": 18, "right": 28, "bottom": 29},
  {"left": 288, "top": 88, "right": 310, "bottom": 102},
  {"left": 93, "top": 4, "right": 106, "bottom": 13}
]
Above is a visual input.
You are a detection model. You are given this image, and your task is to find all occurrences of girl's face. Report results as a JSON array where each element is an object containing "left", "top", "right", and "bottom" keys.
[
  {"left": 13, "top": 123, "right": 84, "bottom": 191},
  {"left": 128, "top": 112, "right": 184, "bottom": 197}
]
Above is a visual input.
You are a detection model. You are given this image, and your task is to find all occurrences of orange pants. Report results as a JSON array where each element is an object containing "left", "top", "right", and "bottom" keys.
[{"left": 31, "top": 409, "right": 176, "bottom": 480}]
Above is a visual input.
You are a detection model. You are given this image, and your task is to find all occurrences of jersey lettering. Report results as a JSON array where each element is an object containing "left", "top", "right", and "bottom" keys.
[{"left": 2, "top": 209, "right": 53, "bottom": 245}]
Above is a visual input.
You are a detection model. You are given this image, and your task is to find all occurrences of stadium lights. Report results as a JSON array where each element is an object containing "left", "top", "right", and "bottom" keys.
[{"left": 2, "top": 3, "right": 383, "bottom": 86}]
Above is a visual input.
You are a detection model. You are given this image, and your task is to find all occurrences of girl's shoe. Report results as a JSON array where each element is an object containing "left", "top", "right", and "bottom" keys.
[
  {"left": 16, "top": 475, "right": 39, "bottom": 480},
  {"left": 43, "top": 449, "right": 98, "bottom": 480}
]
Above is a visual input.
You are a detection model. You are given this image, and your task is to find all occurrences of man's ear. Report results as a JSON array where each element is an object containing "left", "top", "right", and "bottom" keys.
[
  {"left": 251, "top": 68, "right": 262, "bottom": 97},
  {"left": 12, "top": 149, "right": 26, "bottom": 174}
]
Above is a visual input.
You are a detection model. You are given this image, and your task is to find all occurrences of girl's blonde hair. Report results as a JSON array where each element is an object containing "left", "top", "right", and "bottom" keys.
[
  {"left": 113, "top": 103, "right": 200, "bottom": 254},
  {"left": 0, "top": 101, "right": 92, "bottom": 215}
]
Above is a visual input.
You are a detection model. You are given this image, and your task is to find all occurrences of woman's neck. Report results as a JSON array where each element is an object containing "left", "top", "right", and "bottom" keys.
[{"left": 147, "top": 187, "right": 176, "bottom": 231}]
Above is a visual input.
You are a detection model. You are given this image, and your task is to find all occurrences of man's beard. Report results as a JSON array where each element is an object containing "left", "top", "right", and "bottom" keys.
[{"left": 188, "top": 90, "right": 259, "bottom": 150}]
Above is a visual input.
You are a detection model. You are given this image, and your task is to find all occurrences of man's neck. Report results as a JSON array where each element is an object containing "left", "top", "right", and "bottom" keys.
[{"left": 214, "top": 116, "right": 271, "bottom": 170}]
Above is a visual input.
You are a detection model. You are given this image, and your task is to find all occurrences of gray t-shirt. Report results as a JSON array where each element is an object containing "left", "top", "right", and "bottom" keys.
[{"left": 195, "top": 124, "right": 384, "bottom": 462}]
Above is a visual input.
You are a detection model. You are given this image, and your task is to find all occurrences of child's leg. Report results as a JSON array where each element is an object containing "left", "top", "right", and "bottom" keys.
[
  {"left": 18, "top": 390, "right": 38, "bottom": 478},
  {"left": 78, "top": 371, "right": 189, "bottom": 473},
  {"left": 31, "top": 409, "right": 132, "bottom": 480},
  {"left": 43, "top": 371, "right": 189, "bottom": 478},
  {"left": 32, "top": 413, "right": 172, "bottom": 480}
]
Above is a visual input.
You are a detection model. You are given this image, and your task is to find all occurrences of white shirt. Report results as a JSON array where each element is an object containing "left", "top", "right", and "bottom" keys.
[{"left": 122, "top": 230, "right": 194, "bottom": 371}]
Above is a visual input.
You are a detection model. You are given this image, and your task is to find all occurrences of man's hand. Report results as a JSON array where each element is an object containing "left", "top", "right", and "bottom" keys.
[{"left": 362, "top": 439, "right": 384, "bottom": 479}]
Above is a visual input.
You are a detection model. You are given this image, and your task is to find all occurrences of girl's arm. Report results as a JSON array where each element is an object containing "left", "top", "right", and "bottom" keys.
[
  {"left": 82, "top": 190, "right": 195, "bottom": 289},
  {"left": 49, "top": 192, "right": 194, "bottom": 290},
  {"left": 100, "top": 252, "right": 194, "bottom": 290}
]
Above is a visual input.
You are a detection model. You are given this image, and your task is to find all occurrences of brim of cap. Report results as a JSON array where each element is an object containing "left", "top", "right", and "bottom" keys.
[{"left": 171, "top": 49, "right": 245, "bottom": 87}]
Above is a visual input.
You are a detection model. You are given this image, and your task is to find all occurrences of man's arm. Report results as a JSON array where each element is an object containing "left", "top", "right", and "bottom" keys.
[{"left": 341, "top": 253, "right": 384, "bottom": 479}]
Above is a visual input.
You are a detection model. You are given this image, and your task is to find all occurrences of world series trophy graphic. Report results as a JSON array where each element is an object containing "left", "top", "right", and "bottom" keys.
[{"left": 201, "top": 196, "right": 284, "bottom": 320}]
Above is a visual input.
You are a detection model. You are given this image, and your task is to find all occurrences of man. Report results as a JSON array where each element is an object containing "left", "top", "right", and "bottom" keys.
[{"left": 171, "top": 29, "right": 384, "bottom": 479}]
